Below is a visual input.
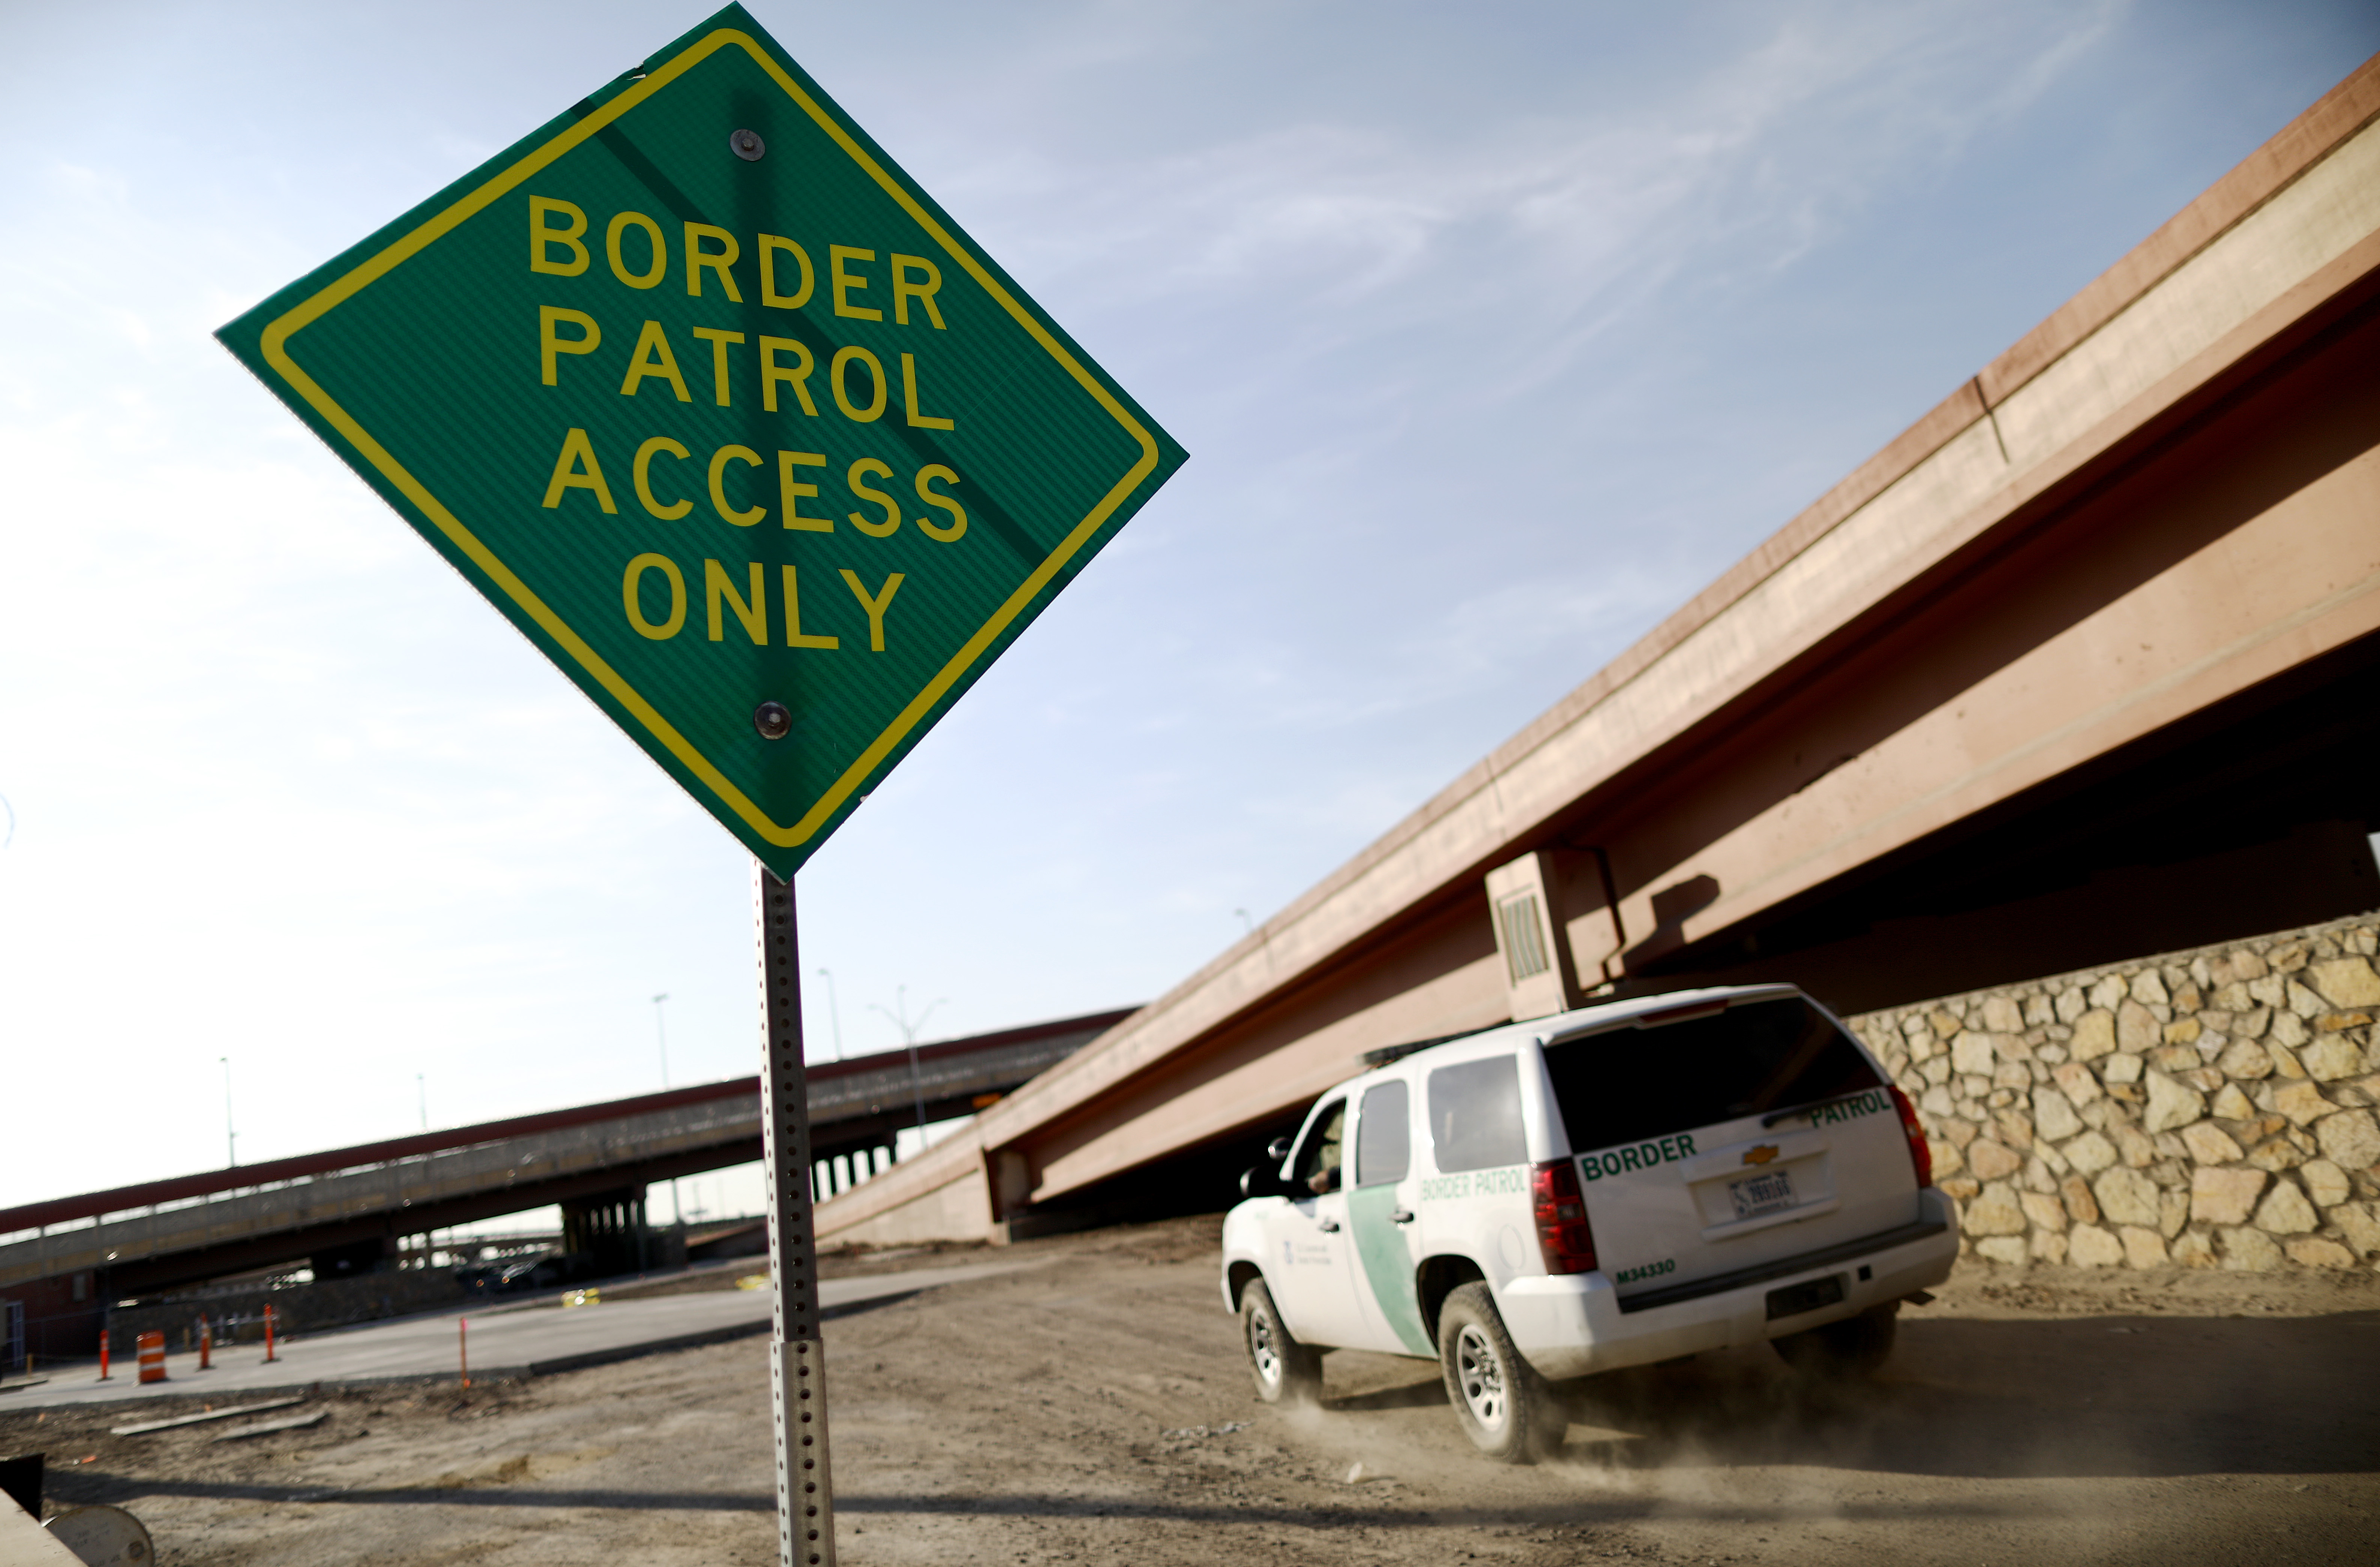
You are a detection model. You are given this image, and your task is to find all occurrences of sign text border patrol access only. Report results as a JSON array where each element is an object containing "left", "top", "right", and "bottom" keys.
[{"left": 236, "top": 17, "right": 1163, "bottom": 860}]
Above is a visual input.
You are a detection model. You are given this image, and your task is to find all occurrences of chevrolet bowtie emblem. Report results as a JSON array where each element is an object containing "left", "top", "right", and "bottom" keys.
[{"left": 1742, "top": 1144, "right": 1781, "bottom": 1166}]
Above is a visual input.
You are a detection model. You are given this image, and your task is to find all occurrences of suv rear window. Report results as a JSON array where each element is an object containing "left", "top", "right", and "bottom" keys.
[{"left": 1544, "top": 996, "right": 1881, "bottom": 1154}]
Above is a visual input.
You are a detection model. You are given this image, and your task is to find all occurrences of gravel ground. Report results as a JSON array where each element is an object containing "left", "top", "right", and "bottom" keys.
[{"left": 9, "top": 1215, "right": 2376, "bottom": 1565}]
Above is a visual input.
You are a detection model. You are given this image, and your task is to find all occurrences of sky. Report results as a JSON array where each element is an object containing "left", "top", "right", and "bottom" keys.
[{"left": 3, "top": 0, "right": 2375, "bottom": 1223}]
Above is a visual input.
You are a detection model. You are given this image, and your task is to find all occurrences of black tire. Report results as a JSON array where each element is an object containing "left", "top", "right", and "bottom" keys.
[
  {"left": 1771, "top": 1301, "right": 1898, "bottom": 1378},
  {"left": 1240, "top": 1279, "right": 1322, "bottom": 1406},
  {"left": 1436, "top": 1282, "right": 1561, "bottom": 1463}
]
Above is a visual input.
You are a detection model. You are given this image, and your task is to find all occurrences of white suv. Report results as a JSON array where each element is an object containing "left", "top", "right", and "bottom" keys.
[{"left": 1219, "top": 983, "right": 1957, "bottom": 1461}]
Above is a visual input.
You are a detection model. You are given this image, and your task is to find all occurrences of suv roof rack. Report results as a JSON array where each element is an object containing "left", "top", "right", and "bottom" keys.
[{"left": 1358, "top": 1023, "right": 1503, "bottom": 1069}]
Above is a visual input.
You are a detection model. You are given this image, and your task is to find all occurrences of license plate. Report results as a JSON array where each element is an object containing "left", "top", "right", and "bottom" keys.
[{"left": 1728, "top": 1168, "right": 1797, "bottom": 1220}]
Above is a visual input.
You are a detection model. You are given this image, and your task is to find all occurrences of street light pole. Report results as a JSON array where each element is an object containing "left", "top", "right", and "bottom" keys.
[
  {"left": 417, "top": 1073, "right": 428, "bottom": 1131},
  {"left": 869, "top": 986, "right": 947, "bottom": 1161},
  {"left": 220, "top": 1056, "right": 236, "bottom": 1168},
  {"left": 815, "top": 968, "right": 843, "bottom": 1061},
  {"left": 653, "top": 992, "right": 682, "bottom": 1229}
]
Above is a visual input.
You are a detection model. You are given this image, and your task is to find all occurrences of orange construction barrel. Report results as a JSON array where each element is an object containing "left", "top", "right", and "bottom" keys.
[{"left": 136, "top": 1331, "right": 166, "bottom": 1384}]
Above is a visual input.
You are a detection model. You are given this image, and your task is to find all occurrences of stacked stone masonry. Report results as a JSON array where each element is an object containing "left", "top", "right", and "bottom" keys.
[{"left": 1844, "top": 913, "right": 2380, "bottom": 1273}]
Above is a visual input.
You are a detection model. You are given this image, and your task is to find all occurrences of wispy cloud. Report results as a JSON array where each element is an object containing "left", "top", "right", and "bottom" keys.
[{"left": 949, "top": 0, "right": 2126, "bottom": 392}]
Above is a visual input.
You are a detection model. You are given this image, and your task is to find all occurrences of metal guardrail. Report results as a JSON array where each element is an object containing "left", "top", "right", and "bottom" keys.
[{"left": 0, "top": 1029, "right": 1094, "bottom": 1291}]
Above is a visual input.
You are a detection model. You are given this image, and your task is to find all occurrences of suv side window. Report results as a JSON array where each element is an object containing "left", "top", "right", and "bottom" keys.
[
  {"left": 1428, "top": 1056, "right": 1527, "bottom": 1172},
  {"left": 1294, "top": 1099, "right": 1348, "bottom": 1195},
  {"left": 1355, "top": 1080, "right": 1411, "bottom": 1186}
]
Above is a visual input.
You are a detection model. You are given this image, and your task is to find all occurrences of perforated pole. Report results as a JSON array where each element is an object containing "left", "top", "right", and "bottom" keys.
[{"left": 755, "top": 863, "right": 835, "bottom": 1567}]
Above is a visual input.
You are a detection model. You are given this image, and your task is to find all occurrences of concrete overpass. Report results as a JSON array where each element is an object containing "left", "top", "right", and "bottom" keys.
[
  {"left": 0, "top": 1007, "right": 1127, "bottom": 1352},
  {"left": 814, "top": 57, "right": 2380, "bottom": 1246}
]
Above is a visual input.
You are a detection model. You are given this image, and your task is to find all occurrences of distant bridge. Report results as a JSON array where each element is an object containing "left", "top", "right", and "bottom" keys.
[{"left": 0, "top": 1007, "right": 1131, "bottom": 1350}]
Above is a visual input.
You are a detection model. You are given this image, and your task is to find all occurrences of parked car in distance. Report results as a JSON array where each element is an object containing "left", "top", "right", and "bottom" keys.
[
  {"left": 456, "top": 1254, "right": 568, "bottom": 1295},
  {"left": 1220, "top": 983, "right": 1956, "bottom": 1461}
]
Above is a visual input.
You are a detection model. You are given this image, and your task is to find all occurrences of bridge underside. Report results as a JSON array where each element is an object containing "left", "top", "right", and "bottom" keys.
[
  {"left": 1592, "top": 286, "right": 2380, "bottom": 1008},
  {"left": 82, "top": 1071, "right": 1051, "bottom": 1298},
  {"left": 102, "top": 1139, "right": 764, "bottom": 1297},
  {"left": 0, "top": 1009, "right": 1133, "bottom": 1356},
  {"left": 1654, "top": 630, "right": 2380, "bottom": 1011}
]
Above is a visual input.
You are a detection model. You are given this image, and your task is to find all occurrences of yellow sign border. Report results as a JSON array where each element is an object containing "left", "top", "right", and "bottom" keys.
[{"left": 252, "top": 28, "right": 1159, "bottom": 849}]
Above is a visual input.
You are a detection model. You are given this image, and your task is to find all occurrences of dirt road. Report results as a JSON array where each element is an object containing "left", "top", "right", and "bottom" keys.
[{"left": 10, "top": 1217, "right": 2375, "bottom": 1564}]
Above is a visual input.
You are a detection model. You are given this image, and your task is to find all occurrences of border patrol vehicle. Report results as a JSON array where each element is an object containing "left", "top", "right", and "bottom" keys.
[{"left": 1219, "top": 983, "right": 1957, "bottom": 1461}]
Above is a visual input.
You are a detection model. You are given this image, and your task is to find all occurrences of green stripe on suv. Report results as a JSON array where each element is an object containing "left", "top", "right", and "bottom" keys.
[{"left": 1348, "top": 1185, "right": 1433, "bottom": 1355}]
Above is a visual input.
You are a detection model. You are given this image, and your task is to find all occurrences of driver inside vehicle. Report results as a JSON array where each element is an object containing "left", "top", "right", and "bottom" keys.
[{"left": 1297, "top": 1101, "right": 1346, "bottom": 1195}]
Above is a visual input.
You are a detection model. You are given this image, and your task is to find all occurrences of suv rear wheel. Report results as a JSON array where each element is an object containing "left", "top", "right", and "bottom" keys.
[
  {"left": 1436, "top": 1282, "right": 1561, "bottom": 1463},
  {"left": 1240, "top": 1279, "right": 1322, "bottom": 1406},
  {"left": 1771, "top": 1301, "right": 1898, "bottom": 1377}
]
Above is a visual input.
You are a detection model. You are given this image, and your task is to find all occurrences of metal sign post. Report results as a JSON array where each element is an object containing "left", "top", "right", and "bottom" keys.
[{"left": 754, "top": 866, "right": 832, "bottom": 1566}]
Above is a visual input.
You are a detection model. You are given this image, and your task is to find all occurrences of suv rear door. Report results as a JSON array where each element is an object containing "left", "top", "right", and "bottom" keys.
[
  {"left": 1542, "top": 989, "right": 1920, "bottom": 1306},
  {"left": 1344, "top": 1076, "right": 1434, "bottom": 1356}
]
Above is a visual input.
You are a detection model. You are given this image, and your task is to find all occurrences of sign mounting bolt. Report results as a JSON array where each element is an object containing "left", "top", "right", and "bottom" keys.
[
  {"left": 732, "top": 128, "right": 766, "bottom": 161},
  {"left": 754, "top": 701, "right": 792, "bottom": 740}
]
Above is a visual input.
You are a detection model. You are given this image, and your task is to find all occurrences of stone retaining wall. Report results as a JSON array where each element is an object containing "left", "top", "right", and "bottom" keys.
[{"left": 1845, "top": 912, "right": 2380, "bottom": 1272}]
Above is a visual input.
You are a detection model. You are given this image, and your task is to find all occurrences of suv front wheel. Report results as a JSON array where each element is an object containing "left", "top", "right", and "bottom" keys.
[
  {"left": 1240, "top": 1279, "right": 1322, "bottom": 1405},
  {"left": 1436, "top": 1282, "right": 1561, "bottom": 1462}
]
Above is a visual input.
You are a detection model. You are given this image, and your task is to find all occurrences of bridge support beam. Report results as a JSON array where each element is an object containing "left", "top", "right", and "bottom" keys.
[{"left": 560, "top": 1186, "right": 653, "bottom": 1277}]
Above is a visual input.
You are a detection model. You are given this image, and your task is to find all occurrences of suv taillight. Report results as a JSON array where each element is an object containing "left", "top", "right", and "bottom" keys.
[
  {"left": 1531, "top": 1158, "right": 1597, "bottom": 1274},
  {"left": 1888, "top": 1085, "right": 1934, "bottom": 1188}
]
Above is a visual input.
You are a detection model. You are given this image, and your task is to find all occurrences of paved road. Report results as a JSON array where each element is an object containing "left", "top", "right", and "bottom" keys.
[{"left": 2, "top": 1259, "right": 1039, "bottom": 1412}]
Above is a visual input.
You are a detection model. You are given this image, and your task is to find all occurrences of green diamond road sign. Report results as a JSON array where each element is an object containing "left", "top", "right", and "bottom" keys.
[{"left": 218, "top": 4, "right": 1185, "bottom": 877}]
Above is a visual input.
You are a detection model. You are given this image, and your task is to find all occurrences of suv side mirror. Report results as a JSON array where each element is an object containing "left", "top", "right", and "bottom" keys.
[
  {"left": 1241, "top": 1164, "right": 1291, "bottom": 1200},
  {"left": 1265, "top": 1136, "right": 1294, "bottom": 1163}
]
